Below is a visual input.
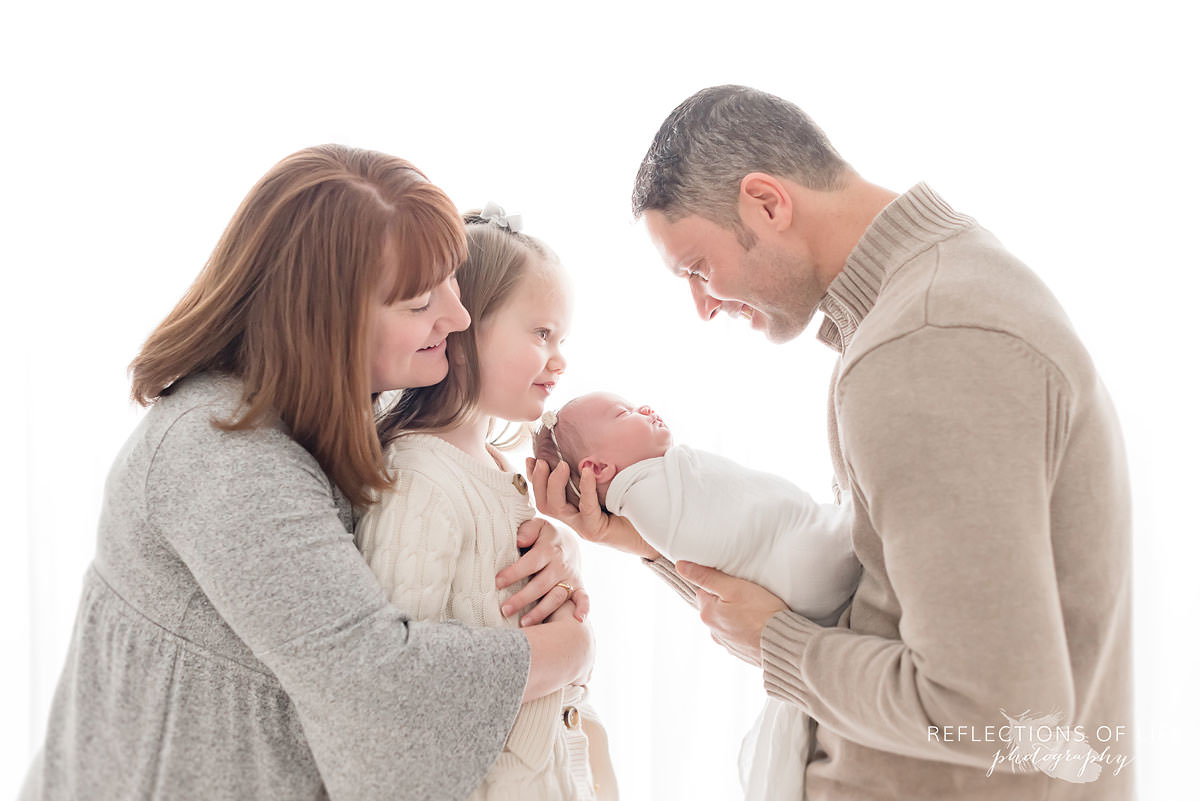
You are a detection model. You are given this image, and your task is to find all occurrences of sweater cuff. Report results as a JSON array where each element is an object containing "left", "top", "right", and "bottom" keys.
[
  {"left": 761, "top": 610, "right": 822, "bottom": 708},
  {"left": 641, "top": 555, "right": 698, "bottom": 607}
]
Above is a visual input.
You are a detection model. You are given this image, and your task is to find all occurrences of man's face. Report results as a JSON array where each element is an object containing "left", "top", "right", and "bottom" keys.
[{"left": 644, "top": 209, "right": 826, "bottom": 344}]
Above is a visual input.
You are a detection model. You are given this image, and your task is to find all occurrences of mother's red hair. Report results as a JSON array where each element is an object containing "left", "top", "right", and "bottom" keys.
[{"left": 129, "top": 144, "right": 467, "bottom": 507}]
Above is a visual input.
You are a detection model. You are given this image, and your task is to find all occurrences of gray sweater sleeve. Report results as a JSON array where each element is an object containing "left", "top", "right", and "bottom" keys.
[{"left": 144, "top": 405, "right": 530, "bottom": 801}]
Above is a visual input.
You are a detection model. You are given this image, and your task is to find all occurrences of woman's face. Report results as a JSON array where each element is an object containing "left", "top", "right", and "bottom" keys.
[{"left": 367, "top": 273, "right": 470, "bottom": 394}]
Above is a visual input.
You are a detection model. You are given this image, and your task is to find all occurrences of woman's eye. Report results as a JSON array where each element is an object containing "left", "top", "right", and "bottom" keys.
[
  {"left": 534, "top": 328, "right": 550, "bottom": 341},
  {"left": 411, "top": 293, "right": 434, "bottom": 312}
]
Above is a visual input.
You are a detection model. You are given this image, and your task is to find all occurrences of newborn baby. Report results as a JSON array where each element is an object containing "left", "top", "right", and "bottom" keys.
[
  {"left": 533, "top": 391, "right": 862, "bottom": 801},
  {"left": 533, "top": 391, "right": 860, "bottom": 625}
]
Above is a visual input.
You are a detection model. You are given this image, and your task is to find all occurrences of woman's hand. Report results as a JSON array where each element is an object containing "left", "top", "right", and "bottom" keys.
[
  {"left": 526, "top": 458, "right": 660, "bottom": 560},
  {"left": 521, "top": 603, "right": 595, "bottom": 700},
  {"left": 496, "top": 517, "right": 590, "bottom": 626}
]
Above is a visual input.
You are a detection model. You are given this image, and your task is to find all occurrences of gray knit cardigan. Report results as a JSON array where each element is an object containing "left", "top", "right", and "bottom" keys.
[{"left": 23, "top": 373, "right": 530, "bottom": 800}]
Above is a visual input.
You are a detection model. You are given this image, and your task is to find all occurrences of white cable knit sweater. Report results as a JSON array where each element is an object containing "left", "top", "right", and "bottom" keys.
[{"left": 356, "top": 434, "right": 594, "bottom": 801}]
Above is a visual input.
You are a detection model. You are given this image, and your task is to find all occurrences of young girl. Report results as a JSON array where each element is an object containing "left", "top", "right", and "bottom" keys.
[{"left": 356, "top": 206, "right": 614, "bottom": 801}]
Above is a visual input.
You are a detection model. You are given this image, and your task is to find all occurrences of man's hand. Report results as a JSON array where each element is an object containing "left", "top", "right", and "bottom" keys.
[
  {"left": 496, "top": 517, "right": 590, "bottom": 626},
  {"left": 526, "top": 458, "right": 660, "bottom": 560},
  {"left": 677, "top": 561, "right": 789, "bottom": 667}
]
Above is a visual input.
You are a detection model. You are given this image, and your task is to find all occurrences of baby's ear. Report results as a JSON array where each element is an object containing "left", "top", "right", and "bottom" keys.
[{"left": 578, "top": 457, "right": 617, "bottom": 485}]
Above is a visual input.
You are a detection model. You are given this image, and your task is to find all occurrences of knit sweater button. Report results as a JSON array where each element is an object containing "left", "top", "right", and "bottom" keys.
[
  {"left": 512, "top": 475, "right": 528, "bottom": 495},
  {"left": 562, "top": 705, "right": 580, "bottom": 730}
]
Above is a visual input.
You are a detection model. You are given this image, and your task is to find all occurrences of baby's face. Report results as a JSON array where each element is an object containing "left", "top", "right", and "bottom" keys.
[{"left": 566, "top": 392, "right": 672, "bottom": 473}]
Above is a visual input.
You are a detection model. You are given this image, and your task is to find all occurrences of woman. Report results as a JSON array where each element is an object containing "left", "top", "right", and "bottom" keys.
[{"left": 21, "top": 145, "right": 594, "bottom": 801}]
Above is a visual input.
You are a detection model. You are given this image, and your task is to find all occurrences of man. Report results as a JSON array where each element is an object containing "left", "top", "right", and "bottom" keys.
[{"left": 530, "top": 85, "right": 1133, "bottom": 799}]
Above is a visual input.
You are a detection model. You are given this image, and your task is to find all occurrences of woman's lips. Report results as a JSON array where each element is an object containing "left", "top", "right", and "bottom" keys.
[
  {"left": 418, "top": 339, "right": 445, "bottom": 353},
  {"left": 534, "top": 381, "right": 556, "bottom": 395}
]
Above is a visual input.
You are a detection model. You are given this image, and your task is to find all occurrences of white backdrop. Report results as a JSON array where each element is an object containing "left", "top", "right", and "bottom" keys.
[{"left": 3, "top": 1, "right": 1196, "bottom": 798}]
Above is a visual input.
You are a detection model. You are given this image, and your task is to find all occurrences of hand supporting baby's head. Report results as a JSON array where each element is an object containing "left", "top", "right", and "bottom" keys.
[{"left": 533, "top": 392, "right": 673, "bottom": 508}]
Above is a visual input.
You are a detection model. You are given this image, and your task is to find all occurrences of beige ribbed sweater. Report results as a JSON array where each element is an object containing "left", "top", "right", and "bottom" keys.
[
  {"left": 356, "top": 434, "right": 595, "bottom": 801},
  {"left": 649, "top": 184, "right": 1134, "bottom": 799}
]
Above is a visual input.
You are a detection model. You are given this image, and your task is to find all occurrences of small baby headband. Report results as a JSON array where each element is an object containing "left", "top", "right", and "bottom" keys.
[
  {"left": 479, "top": 201, "right": 523, "bottom": 233},
  {"left": 540, "top": 409, "right": 582, "bottom": 499}
]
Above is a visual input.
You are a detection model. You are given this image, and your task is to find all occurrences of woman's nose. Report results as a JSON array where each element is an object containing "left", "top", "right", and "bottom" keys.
[
  {"left": 437, "top": 276, "right": 471, "bottom": 334},
  {"left": 547, "top": 350, "right": 567, "bottom": 375}
]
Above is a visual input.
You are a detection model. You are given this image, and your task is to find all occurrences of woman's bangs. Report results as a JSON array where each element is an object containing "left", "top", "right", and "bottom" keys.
[{"left": 382, "top": 184, "right": 468, "bottom": 304}]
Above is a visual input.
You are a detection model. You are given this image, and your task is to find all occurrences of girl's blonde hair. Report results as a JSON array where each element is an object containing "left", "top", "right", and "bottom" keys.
[
  {"left": 129, "top": 144, "right": 467, "bottom": 508},
  {"left": 377, "top": 212, "right": 555, "bottom": 447}
]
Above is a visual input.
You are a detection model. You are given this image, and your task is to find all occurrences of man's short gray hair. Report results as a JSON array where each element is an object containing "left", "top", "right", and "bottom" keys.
[{"left": 631, "top": 85, "right": 848, "bottom": 247}]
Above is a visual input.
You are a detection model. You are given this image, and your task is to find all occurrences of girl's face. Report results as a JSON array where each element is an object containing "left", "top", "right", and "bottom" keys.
[
  {"left": 476, "top": 261, "right": 571, "bottom": 423},
  {"left": 367, "top": 273, "right": 471, "bottom": 394}
]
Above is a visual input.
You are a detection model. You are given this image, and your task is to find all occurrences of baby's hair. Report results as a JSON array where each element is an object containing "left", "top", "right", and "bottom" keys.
[
  {"left": 377, "top": 209, "right": 559, "bottom": 447},
  {"left": 532, "top": 400, "right": 586, "bottom": 507}
]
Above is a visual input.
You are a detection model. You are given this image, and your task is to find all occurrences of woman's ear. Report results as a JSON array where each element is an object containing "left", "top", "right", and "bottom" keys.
[{"left": 578, "top": 457, "right": 618, "bottom": 484}]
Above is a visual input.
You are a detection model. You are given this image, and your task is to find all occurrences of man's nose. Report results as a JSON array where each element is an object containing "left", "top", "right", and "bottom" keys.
[{"left": 690, "top": 280, "right": 721, "bottom": 321}]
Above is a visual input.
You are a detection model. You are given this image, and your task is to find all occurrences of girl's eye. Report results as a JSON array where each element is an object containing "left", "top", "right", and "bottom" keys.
[{"left": 534, "top": 328, "right": 550, "bottom": 341}]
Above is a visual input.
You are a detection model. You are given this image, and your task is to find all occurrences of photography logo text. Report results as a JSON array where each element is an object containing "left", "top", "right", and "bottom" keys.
[{"left": 927, "top": 709, "right": 1132, "bottom": 783}]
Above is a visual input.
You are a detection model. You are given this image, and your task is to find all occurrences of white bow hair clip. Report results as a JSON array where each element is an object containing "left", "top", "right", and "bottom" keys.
[
  {"left": 480, "top": 201, "right": 523, "bottom": 233},
  {"left": 539, "top": 408, "right": 581, "bottom": 499}
]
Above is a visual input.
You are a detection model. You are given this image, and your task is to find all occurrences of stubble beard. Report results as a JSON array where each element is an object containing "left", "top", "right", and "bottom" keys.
[{"left": 755, "top": 245, "right": 827, "bottom": 344}]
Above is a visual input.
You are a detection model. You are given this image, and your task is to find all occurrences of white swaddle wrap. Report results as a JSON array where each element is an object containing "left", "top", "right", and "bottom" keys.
[{"left": 608, "top": 445, "right": 859, "bottom": 801}]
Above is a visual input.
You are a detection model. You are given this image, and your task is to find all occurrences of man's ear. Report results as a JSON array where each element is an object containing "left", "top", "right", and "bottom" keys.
[
  {"left": 738, "top": 172, "right": 793, "bottom": 232},
  {"left": 578, "top": 457, "right": 618, "bottom": 484}
]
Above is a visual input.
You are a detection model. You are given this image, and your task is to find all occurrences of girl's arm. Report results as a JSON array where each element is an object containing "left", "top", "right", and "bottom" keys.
[{"left": 356, "top": 469, "right": 461, "bottom": 621}]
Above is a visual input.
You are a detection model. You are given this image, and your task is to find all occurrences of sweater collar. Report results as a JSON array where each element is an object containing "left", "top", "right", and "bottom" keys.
[
  {"left": 391, "top": 433, "right": 527, "bottom": 496},
  {"left": 816, "top": 183, "right": 975, "bottom": 352}
]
